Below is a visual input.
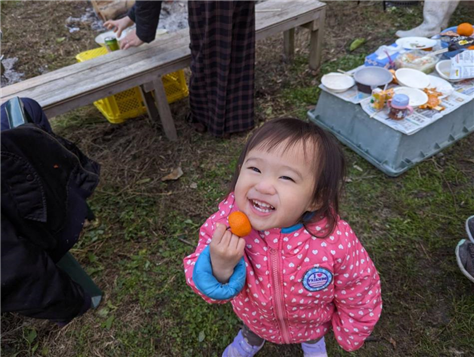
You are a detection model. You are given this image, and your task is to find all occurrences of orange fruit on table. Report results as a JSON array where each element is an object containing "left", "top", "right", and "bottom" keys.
[
  {"left": 229, "top": 211, "right": 252, "bottom": 237},
  {"left": 457, "top": 23, "right": 473, "bottom": 37}
]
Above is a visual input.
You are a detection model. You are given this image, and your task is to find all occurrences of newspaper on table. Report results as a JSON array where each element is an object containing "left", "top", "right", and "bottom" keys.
[
  {"left": 450, "top": 50, "right": 474, "bottom": 80},
  {"left": 360, "top": 76, "right": 474, "bottom": 135},
  {"left": 319, "top": 84, "right": 370, "bottom": 104}
]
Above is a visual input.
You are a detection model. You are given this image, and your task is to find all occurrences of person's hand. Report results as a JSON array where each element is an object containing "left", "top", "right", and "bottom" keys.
[
  {"left": 209, "top": 223, "right": 246, "bottom": 284},
  {"left": 119, "top": 29, "right": 144, "bottom": 50},
  {"left": 103, "top": 16, "right": 134, "bottom": 38}
]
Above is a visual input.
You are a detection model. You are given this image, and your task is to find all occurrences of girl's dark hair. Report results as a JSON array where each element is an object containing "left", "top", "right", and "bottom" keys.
[{"left": 229, "top": 118, "right": 346, "bottom": 238}]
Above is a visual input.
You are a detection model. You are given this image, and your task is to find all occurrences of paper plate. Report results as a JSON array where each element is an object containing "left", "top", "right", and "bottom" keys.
[
  {"left": 427, "top": 75, "right": 454, "bottom": 98},
  {"left": 321, "top": 73, "right": 355, "bottom": 93},
  {"left": 395, "top": 37, "right": 438, "bottom": 50},
  {"left": 395, "top": 68, "right": 430, "bottom": 89},
  {"left": 393, "top": 87, "right": 428, "bottom": 107}
]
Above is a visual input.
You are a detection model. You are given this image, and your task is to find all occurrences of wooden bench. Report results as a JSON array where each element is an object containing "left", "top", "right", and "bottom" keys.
[{"left": 1, "top": 0, "right": 326, "bottom": 141}]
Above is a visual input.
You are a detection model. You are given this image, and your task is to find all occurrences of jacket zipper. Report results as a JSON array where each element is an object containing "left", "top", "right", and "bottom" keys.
[{"left": 270, "top": 247, "right": 291, "bottom": 344}]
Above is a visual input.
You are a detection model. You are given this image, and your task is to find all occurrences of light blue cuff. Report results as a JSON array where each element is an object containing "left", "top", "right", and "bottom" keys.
[{"left": 193, "top": 246, "right": 246, "bottom": 300}]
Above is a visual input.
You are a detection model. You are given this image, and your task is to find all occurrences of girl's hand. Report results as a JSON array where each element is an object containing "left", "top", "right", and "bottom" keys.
[
  {"left": 103, "top": 16, "right": 134, "bottom": 38},
  {"left": 210, "top": 223, "right": 246, "bottom": 284},
  {"left": 119, "top": 30, "right": 144, "bottom": 50}
]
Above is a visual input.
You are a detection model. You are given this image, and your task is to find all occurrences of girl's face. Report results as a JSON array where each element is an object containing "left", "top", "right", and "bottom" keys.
[{"left": 234, "top": 140, "right": 319, "bottom": 231}]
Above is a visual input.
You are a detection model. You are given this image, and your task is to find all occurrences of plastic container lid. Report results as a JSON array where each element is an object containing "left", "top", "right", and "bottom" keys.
[{"left": 392, "top": 94, "right": 409, "bottom": 108}]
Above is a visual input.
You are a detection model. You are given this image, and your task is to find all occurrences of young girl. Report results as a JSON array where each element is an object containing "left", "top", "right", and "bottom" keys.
[{"left": 184, "top": 118, "right": 382, "bottom": 356}]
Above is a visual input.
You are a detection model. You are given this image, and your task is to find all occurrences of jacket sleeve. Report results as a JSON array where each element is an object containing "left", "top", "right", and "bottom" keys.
[
  {"left": 183, "top": 197, "right": 245, "bottom": 304},
  {"left": 1, "top": 218, "right": 90, "bottom": 322},
  {"left": 331, "top": 223, "right": 383, "bottom": 352},
  {"left": 132, "top": 1, "right": 162, "bottom": 43}
]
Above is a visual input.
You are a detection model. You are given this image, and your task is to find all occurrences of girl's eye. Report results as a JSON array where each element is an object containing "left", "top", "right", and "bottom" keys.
[
  {"left": 280, "top": 176, "right": 295, "bottom": 182},
  {"left": 248, "top": 166, "right": 261, "bottom": 173}
]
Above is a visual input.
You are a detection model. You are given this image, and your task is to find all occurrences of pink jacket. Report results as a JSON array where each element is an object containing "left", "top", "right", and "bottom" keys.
[{"left": 184, "top": 193, "right": 382, "bottom": 351}]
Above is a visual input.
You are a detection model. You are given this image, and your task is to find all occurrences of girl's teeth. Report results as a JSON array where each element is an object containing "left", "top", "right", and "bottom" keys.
[{"left": 252, "top": 200, "right": 274, "bottom": 212}]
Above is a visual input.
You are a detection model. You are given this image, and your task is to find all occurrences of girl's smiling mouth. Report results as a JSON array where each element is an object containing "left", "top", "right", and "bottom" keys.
[{"left": 249, "top": 199, "right": 275, "bottom": 214}]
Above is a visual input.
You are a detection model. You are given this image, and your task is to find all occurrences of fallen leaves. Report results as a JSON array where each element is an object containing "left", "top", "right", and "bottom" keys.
[{"left": 161, "top": 167, "right": 183, "bottom": 182}]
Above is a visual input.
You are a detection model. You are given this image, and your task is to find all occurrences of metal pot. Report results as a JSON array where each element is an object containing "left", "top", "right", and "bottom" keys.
[{"left": 353, "top": 67, "right": 393, "bottom": 94}]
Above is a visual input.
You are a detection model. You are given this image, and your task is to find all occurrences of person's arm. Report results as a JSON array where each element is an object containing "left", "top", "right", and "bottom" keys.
[
  {"left": 1, "top": 218, "right": 91, "bottom": 323},
  {"left": 331, "top": 223, "right": 383, "bottom": 352},
  {"left": 183, "top": 197, "right": 247, "bottom": 303},
  {"left": 133, "top": 1, "right": 163, "bottom": 43}
]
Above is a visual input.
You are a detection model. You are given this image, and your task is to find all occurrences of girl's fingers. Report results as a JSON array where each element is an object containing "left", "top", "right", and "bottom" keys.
[
  {"left": 220, "top": 230, "right": 233, "bottom": 248},
  {"left": 211, "top": 223, "right": 227, "bottom": 245},
  {"left": 229, "top": 234, "right": 242, "bottom": 251},
  {"left": 236, "top": 237, "right": 246, "bottom": 256}
]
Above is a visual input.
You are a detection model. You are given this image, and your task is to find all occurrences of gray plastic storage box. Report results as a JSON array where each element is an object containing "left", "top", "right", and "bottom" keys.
[{"left": 308, "top": 90, "right": 474, "bottom": 177}]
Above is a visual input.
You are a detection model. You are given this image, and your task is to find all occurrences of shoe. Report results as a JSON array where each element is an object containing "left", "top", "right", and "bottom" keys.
[
  {"left": 185, "top": 113, "right": 206, "bottom": 133},
  {"left": 301, "top": 337, "right": 328, "bottom": 357},
  {"left": 222, "top": 330, "right": 264, "bottom": 357},
  {"left": 466, "top": 216, "right": 474, "bottom": 244},
  {"left": 455, "top": 239, "right": 474, "bottom": 283}
]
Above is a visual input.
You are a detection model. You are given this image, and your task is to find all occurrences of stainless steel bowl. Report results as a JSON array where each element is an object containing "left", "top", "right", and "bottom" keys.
[{"left": 353, "top": 67, "right": 393, "bottom": 93}]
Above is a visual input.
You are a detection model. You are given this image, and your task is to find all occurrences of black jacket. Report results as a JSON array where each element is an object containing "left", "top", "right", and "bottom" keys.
[
  {"left": 1, "top": 124, "right": 100, "bottom": 321},
  {"left": 128, "top": 1, "right": 163, "bottom": 43}
]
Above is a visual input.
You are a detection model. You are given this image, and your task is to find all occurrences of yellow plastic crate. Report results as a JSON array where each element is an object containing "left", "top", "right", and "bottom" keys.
[{"left": 76, "top": 47, "right": 188, "bottom": 124}]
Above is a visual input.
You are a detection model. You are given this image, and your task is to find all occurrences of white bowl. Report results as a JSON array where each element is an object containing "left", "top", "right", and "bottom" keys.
[
  {"left": 393, "top": 87, "right": 428, "bottom": 107},
  {"left": 395, "top": 68, "right": 430, "bottom": 89},
  {"left": 321, "top": 73, "right": 355, "bottom": 93},
  {"left": 427, "top": 75, "right": 454, "bottom": 98},
  {"left": 435, "top": 60, "right": 463, "bottom": 83}
]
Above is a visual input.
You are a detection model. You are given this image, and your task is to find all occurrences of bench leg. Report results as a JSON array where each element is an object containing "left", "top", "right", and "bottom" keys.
[
  {"left": 283, "top": 28, "right": 295, "bottom": 63},
  {"left": 308, "top": 8, "right": 326, "bottom": 70},
  {"left": 149, "top": 77, "right": 178, "bottom": 141},
  {"left": 139, "top": 84, "right": 160, "bottom": 122}
]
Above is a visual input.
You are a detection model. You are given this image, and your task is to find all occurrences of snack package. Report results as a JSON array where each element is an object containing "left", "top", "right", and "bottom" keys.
[
  {"left": 395, "top": 50, "right": 441, "bottom": 74},
  {"left": 450, "top": 50, "right": 474, "bottom": 79},
  {"left": 370, "top": 88, "right": 394, "bottom": 110}
]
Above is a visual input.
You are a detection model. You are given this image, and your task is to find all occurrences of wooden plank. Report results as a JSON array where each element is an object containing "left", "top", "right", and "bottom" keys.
[
  {"left": 139, "top": 84, "right": 160, "bottom": 123},
  {"left": 256, "top": 7, "right": 325, "bottom": 41},
  {"left": 43, "top": 57, "right": 191, "bottom": 118},
  {"left": 1, "top": 29, "right": 191, "bottom": 96},
  {"left": 1, "top": 42, "right": 192, "bottom": 104}
]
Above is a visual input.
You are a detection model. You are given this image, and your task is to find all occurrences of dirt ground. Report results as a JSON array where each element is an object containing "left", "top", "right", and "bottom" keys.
[{"left": 1, "top": 1, "right": 474, "bottom": 357}]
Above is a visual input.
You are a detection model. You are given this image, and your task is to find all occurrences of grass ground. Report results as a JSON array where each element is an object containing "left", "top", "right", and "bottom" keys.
[{"left": 1, "top": 1, "right": 474, "bottom": 356}]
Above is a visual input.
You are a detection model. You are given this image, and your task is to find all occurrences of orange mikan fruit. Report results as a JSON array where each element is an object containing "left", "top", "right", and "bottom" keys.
[
  {"left": 457, "top": 23, "right": 473, "bottom": 37},
  {"left": 229, "top": 211, "right": 252, "bottom": 237}
]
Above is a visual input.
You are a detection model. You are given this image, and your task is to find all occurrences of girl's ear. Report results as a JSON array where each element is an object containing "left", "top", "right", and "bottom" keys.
[{"left": 307, "top": 199, "right": 322, "bottom": 212}]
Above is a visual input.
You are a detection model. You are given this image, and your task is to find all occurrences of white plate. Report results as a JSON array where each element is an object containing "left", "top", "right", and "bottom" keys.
[
  {"left": 393, "top": 87, "right": 429, "bottom": 107},
  {"left": 321, "top": 73, "right": 355, "bottom": 93},
  {"left": 427, "top": 75, "right": 454, "bottom": 98},
  {"left": 395, "top": 37, "right": 438, "bottom": 50},
  {"left": 395, "top": 68, "right": 430, "bottom": 89}
]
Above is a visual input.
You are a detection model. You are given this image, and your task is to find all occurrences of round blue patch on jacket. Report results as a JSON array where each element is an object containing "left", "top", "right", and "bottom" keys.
[{"left": 303, "top": 267, "right": 332, "bottom": 291}]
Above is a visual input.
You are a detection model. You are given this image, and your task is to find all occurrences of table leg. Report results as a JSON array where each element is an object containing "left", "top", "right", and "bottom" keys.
[
  {"left": 308, "top": 7, "right": 326, "bottom": 70},
  {"left": 139, "top": 84, "right": 159, "bottom": 122},
  {"left": 151, "top": 77, "right": 178, "bottom": 141},
  {"left": 283, "top": 28, "right": 295, "bottom": 62}
]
